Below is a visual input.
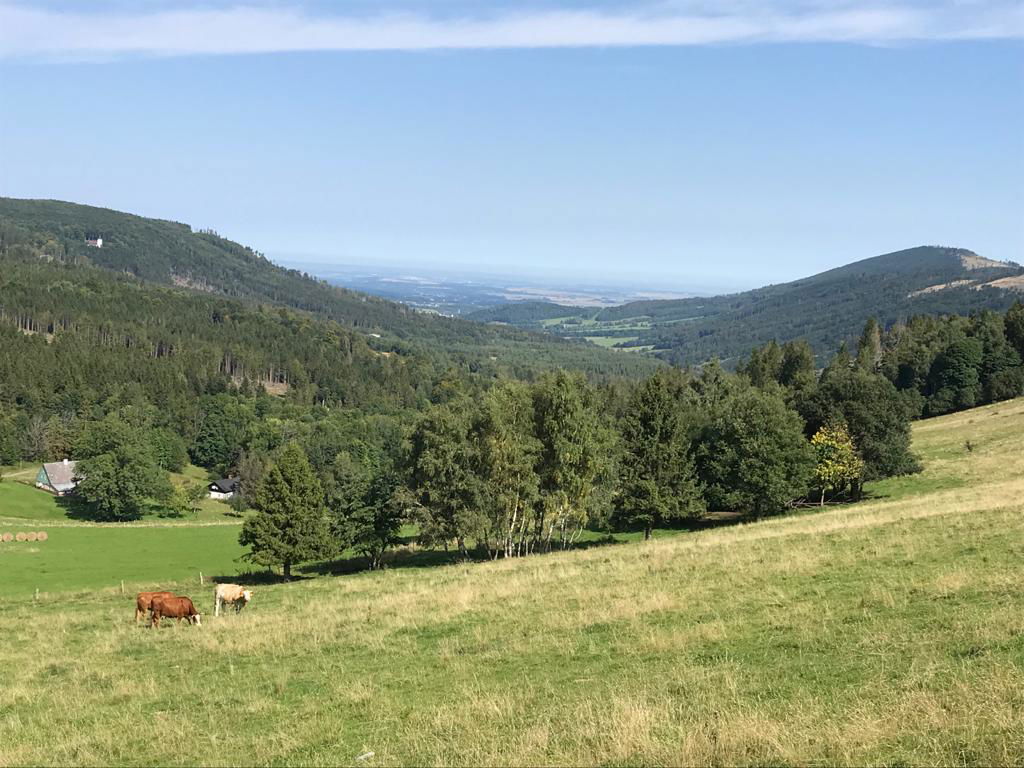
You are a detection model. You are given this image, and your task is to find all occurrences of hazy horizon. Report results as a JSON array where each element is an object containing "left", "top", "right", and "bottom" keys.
[{"left": 271, "top": 251, "right": 749, "bottom": 294}]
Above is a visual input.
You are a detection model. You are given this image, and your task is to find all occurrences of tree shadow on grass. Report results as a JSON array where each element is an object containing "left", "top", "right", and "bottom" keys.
[
  {"left": 55, "top": 494, "right": 198, "bottom": 522},
  {"left": 304, "top": 515, "right": 753, "bottom": 576},
  {"left": 303, "top": 545, "right": 460, "bottom": 577},
  {"left": 225, "top": 513, "right": 755, "bottom": 585},
  {"left": 598, "top": 512, "right": 748, "bottom": 543},
  {"left": 209, "top": 569, "right": 313, "bottom": 586},
  {"left": 55, "top": 494, "right": 144, "bottom": 523}
]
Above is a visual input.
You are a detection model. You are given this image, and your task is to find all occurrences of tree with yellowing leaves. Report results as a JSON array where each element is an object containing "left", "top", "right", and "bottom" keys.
[{"left": 811, "top": 422, "right": 864, "bottom": 506}]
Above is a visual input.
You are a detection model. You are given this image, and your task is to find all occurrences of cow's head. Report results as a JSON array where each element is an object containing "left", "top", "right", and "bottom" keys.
[
  {"left": 192, "top": 614, "right": 202, "bottom": 627},
  {"left": 242, "top": 589, "right": 253, "bottom": 604}
]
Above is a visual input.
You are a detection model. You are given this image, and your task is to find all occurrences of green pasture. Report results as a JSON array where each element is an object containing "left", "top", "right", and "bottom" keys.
[
  {"left": 0, "top": 480, "right": 76, "bottom": 521},
  {"left": 0, "top": 463, "right": 239, "bottom": 523},
  {"left": 583, "top": 335, "right": 638, "bottom": 348},
  {"left": 0, "top": 479, "right": 680, "bottom": 600},
  {"left": 0, "top": 463, "right": 247, "bottom": 598},
  {"left": 0, "top": 523, "right": 247, "bottom": 598}
]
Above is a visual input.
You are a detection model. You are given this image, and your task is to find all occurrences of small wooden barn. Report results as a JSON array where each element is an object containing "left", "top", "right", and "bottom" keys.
[{"left": 35, "top": 459, "right": 79, "bottom": 495}]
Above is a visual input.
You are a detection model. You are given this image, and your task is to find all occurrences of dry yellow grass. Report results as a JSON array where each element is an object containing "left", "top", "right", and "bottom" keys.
[{"left": 0, "top": 398, "right": 1022, "bottom": 766}]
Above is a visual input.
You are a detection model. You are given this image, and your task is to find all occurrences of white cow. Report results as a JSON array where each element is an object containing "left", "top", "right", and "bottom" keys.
[{"left": 214, "top": 583, "right": 253, "bottom": 616}]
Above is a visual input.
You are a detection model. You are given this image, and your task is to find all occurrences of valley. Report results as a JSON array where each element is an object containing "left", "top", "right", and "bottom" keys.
[{"left": 468, "top": 247, "right": 1024, "bottom": 365}]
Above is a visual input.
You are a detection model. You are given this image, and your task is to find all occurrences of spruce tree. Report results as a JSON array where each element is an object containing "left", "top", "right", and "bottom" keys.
[
  {"left": 1005, "top": 301, "right": 1024, "bottom": 359},
  {"left": 926, "top": 337, "right": 984, "bottom": 415},
  {"left": 741, "top": 340, "right": 784, "bottom": 388},
  {"left": 239, "top": 442, "right": 333, "bottom": 579},
  {"left": 779, "top": 340, "right": 817, "bottom": 391},
  {"left": 327, "top": 444, "right": 407, "bottom": 571},
  {"left": 616, "top": 372, "right": 704, "bottom": 539},
  {"left": 856, "top": 317, "right": 883, "bottom": 372},
  {"left": 969, "top": 311, "right": 1024, "bottom": 403}
]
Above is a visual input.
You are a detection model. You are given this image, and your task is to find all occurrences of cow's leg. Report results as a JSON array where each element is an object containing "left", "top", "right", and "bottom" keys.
[{"left": 215, "top": 595, "right": 221, "bottom": 617}]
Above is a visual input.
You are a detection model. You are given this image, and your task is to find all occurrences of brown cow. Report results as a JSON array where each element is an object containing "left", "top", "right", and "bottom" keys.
[
  {"left": 136, "top": 591, "right": 176, "bottom": 623},
  {"left": 151, "top": 595, "right": 202, "bottom": 627}
]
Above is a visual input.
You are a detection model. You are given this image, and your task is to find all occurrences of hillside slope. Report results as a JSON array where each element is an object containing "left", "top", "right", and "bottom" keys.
[
  {"left": 471, "top": 246, "right": 1024, "bottom": 365},
  {"left": 1, "top": 397, "right": 1021, "bottom": 765},
  {"left": 0, "top": 197, "right": 661, "bottom": 378}
]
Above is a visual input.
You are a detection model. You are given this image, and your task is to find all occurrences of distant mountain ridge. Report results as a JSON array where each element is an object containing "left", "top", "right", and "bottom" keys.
[
  {"left": 0, "top": 197, "right": 661, "bottom": 378},
  {"left": 469, "top": 246, "right": 1024, "bottom": 366}
]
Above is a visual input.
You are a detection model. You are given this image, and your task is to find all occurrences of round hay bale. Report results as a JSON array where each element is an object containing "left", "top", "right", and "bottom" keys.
[
  {"left": 15, "top": 532, "right": 27, "bottom": 542},
  {"left": 25, "top": 531, "right": 37, "bottom": 542},
  {"left": 1, "top": 532, "right": 12, "bottom": 543},
  {"left": 37, "top": 531, "right": 48, "bottom": 542}
]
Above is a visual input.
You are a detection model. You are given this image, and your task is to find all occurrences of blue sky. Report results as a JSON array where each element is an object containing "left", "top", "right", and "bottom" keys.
[{"left": 1, "top": 1, "right": 1022, "bottom": 290}]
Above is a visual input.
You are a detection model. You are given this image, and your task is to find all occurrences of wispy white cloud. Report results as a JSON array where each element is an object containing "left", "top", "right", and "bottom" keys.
[{"left": 0, "top": 1, "right": 1021, "bottom": 60}]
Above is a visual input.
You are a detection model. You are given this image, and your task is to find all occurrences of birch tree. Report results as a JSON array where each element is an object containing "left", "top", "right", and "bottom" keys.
[
  {"left": 532, "top": 371, "right": 604, "bottom": 550},
  {"left": 474, "top": 381, "right": 540, "bottom": 557}
]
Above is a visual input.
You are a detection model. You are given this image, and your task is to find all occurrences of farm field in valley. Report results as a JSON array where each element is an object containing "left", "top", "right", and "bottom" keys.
[
  {"left": 0, "top": 465, "right": 248, "bottom": 596},
  {"left": 0, "top": 463, "right": 241, "bottom": 523},
  {"left": 0, "top": 523, "right": 246, "bottom": 597},
  {"left": 0, "top": 398, "right": 1022, "bottom": 766}
]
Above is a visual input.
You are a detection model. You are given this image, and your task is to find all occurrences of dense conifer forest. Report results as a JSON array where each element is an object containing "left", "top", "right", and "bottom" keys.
[{"left": 0, "top": 197, "right": 661, "bottom": 379}]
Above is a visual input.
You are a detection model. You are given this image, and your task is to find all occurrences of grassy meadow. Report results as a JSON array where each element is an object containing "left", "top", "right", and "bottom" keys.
[
  {"left": 0, "top": 464, "right": 249, "bottom": 596},
  {"left": 0, "top": 399, "right": 1022, "bottom": 766}
]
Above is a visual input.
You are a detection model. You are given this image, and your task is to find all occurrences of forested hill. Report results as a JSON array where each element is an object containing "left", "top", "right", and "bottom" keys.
[
  {"left": 470, "top": 246, "right": 1024, "bottom": 366},
  {"left": 0, "top": 197, "right": 659, "bottom": 378}
]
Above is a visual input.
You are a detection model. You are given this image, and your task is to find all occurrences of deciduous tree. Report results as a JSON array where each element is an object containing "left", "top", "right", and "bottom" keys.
[
  {"left": 408, "top": 403, "right": 480, "bottom": 558},
  {"left": 810, "top": 421, "right": 864, "bottom": 504},
  {"left": 697, "top": 387, "right": 814, "bottom": 518},
  {"left": 799, "top": 366, "right": 919, "bottom": 480},
  {"left": 474, "top": 381, "right": 541, "bottom": 557},
  {"left": 76, "top": 441, "right": 172, "bottom": 521},
  {"left": 532, "top": 371, "right": 606, "bottom": 550}
]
